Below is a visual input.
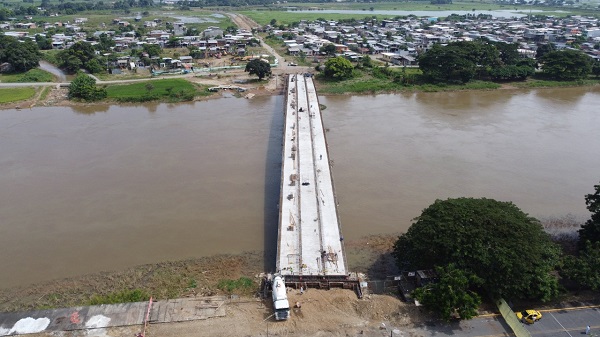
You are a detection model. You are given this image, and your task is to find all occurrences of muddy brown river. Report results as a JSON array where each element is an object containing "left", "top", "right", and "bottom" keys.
[{"left": 1, "top": 87, "right": 599, "bottom": 288}]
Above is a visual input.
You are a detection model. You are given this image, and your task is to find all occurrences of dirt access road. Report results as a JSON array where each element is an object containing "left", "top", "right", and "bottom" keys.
[
  {"left": 228, "top": 13, "right": 312, "bottom": 75},
  {"left": 25, "top": 289, "right": 426, "bottom": 337}
]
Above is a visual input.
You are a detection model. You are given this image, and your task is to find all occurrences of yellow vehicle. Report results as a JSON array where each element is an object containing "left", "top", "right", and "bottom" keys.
[{"left": 516, "top": 310, "right": 542, "bottom": 324}]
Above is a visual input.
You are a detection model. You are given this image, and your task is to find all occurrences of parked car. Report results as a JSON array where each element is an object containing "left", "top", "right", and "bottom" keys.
[
  {"left": 516, "top": 310, "right": 542, "bottom": 324},
  {"left": 289, "top": 62, "right": 297, "bottom": 66}
]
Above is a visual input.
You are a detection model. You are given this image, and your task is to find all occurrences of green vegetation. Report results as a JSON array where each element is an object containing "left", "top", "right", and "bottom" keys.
[
  {"left": 39, "top": 86, "right": 51, "bottom": 101},
  {"left": 393, "top": 197, "right": 561, "bottom": 318},
  {"left": 245, "top": 58, "right": 271, "bottom": 80},
  {"left": 512, "top": 78, "right": 600, "bottom": 88},
  {"left": 557, "top": 182, "right": 600, "bottom": 292},
  {"left": 560, "top": 241, "right": 600, "bottom": 291},
  {"left": 0, "top": 35, "right": 41, "bottom": 72},
  {"left": 540, "top": 49, "right": 593, "bottom": 81},
  {"left": 57, "top": 41, "right": 99, "bottom": 74},
  {"left": 68, "top": 72, "right": 107, "bottom": 101},
  {"left": 216, "top": 277, "right": 255, "bottom": 295},
  {"left": 413, "top": 264, "right": 481, "bottom": 321},
  {"left": 88, "top": 289, "right": 151, "bottom": 306},
  {"left": 418, "top": 41, "right": 535, "bottom": 84},
  {"left": 105, "top": 78, "right": 202, "bottom": 102},
  {"left": 0, "top": 87, "right": 36, "bottom": 103},
  {"left": 317, "top": 67, "right": 500, "bottom": 94},
  {"left": 240, "top": 11, "right": 396, "bottom": 26},
  {"left": 578, "top": 181, "right": 600, "bottom": 247},
  {"left": 323, "top": 56, "right": 354, "bottom": 80},
  {"left": 0, "top": 69, "right": 55, "bottom": 83}
]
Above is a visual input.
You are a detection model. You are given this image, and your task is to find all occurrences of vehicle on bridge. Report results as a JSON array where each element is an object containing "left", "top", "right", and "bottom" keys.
[
  {"left": 517, "top": 309, "right": 542, "bottom": 324},
  {"left": 272, "top": 274, "right": 290, "bottom": 320}
]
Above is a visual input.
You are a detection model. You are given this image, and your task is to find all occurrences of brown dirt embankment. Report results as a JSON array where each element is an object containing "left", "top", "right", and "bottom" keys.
[{"left": 0, "top": 234, "right": 400, "bottom": 313}]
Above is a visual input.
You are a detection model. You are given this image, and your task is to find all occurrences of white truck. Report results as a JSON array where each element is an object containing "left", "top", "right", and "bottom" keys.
[{"left": 272, "top": 274, "right": 290, "bottom": 320}]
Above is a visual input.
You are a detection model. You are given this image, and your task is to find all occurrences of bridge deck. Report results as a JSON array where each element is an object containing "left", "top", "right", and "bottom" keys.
[{"left": 277, "top": 74, "right": 346, "bottom": 277}]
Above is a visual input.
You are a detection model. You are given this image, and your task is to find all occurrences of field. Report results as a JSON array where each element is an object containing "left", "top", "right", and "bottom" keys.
[
  {"left": 0, "top": 87, "right": 37, "bottom": 104},
  {"left": 238, "top": 0, "right": 600, "bottom": 24},
  {"left": 17, "top": 10, "right": 233, "bottom": 35},
  {"left": 0, "top": 69, "right": 55, "bottom": 83},
  {"left": 105, "top": 78, "right": 210, "bottom": 102}
]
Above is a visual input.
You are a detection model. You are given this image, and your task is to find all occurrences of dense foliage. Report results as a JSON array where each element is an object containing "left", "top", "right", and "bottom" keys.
[
  {"left": 412, "top": 264, "right": 481, "bottom": 321},
  {"left": 323, "top": 56, "right": 354, "bottom": 80},
  {"left": 393, "top": 198, "right": 561, "bottom": 303},
  {"left": 418, "top": 41, "right": 535, "bottom": 83},
  {"left": 540, "top": 49, "right": 592, "bottom": 81},
  {"left": 57, "top": 41, "right": 99, "bottom": 74},
  {"left": 245, "top": 59, "right": 271, "bottom": 80},
  {"left": 560, "top": 241, "right": 600, "bottom": 291},
  {"left": 579, "top": 181, "right": 600, "bottom": 247},
  {"left": 0, "top": 35, "right": 41, "bottom": 72},
  {"left": 68, "top": 72, "right": 107, "bottom": 101}
]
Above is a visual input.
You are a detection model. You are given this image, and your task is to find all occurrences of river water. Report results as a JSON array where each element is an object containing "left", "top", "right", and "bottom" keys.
[{"left": 1, "top": 87, "right": 599, "bottom": 288}]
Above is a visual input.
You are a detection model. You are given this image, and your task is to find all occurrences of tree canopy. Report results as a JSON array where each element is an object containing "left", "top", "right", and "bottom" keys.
[
  {"left": 319, "top": 44, "right": 336, "bottom": 56},
  {"left": 540, "top": 49, "right": 592, "bottom": 81},
  {"left": 0, "top": 35, "right": 41, "bottom": 72},
  {"left": 418, "top": 40, "right": 535, "bottom": 83},
  {"left": 413, "top": 264, "right": 481, "bottom": 321},
  {"left": 393, "top": 198, "right": 561, "bottom": 302},
  {"left": 245, "top": 58, "right": 271, "bottom": 80},
  {"left": 323, "top": 56, "right": 353, "bottom": 80},
  {"left": 68, "top": 72, "right": 107, "bottom": 101},
  {"left": 560, "top": 241, "right": 600, "bottom": 291},
  {"left": 58, "top": 41, "right": 98, "bottom": 74},
  {"left": 579, "top": 181, "right": 600, "bottom": 247}
]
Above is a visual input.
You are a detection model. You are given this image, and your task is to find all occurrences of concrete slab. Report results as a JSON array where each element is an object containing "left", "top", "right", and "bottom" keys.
[
  {"left": 0, "top": 296, "right": 227, "bottom": 336},
  {"left": 277, "top": 74, "right": 346, "bottom": 277}
]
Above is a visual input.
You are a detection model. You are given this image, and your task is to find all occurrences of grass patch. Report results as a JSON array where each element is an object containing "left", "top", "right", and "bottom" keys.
[
  {"left": 216, "top": 277, "right": 256, "bottom": 295},
  {"left": 88, "top": 289, "right": 151, "bottom": 306},
  {"left": 0, "top": 87, "right": 36, "bottom": 103},
  {"left": 39, "top": 86, "right": 51, "bottom": 101},
  {"left": 511, "top": 78, "right": 600, "bottom": 88},
  {"left": 0, "top": 69, "right": 55, "bottom": 83},
  {"left": 41, "top": 50, "right": 61, "bottom": 66},
  {"left": 105, "top": 78, "right": 199, "bottom": 102},
  {"left": 317, "top": 68, "right": 501, "bottom": 94},
  {"left": 241, "top": 10, "right": 396, "bottom": 25}
]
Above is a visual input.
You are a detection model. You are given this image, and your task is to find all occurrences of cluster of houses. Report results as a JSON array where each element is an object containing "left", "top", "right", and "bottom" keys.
[
  {"left": 2, "top": 11, "right": 600, "bottom": 73},
  {"left": 270, "top": 14, "right": 600, "bottom": 65},
  {"left": 0, "top": 16, "right": 259, "bottom": 72}
]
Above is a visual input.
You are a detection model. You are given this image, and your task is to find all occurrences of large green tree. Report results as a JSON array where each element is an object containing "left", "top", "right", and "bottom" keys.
[
  {"left": 58, "top": 41, "right": 97, "bottom": 74},
  {"left": 579, "top": 182, "right": 600, "bottom": 247},
  {"left": 418, "top": 42, "right": 487, "bottom": 83},
  {"left": 0, "top": 35, "right": 41, "bottom": 72},
  {"left": 535, "top": 43, "right": 556, "bottom": 60},
  {"left": 560, "top": 241, "right": 600, "bottom": 291},
  {"left": 68, "top": 72, "right": 107, "bottom": 101},
  {"left": 393, "top": 198, "right": 561, "bottom": 302},
  {"left": 540, "top": 49, "right": 592, "bottom": 81},
  {"left": 245, "top": 58, "right": 271, "bottom": 80},
  {"left": 319, "top": 44, "right": 336, "bottom": 56},
  {"left": 413, "top": 264, "right": 481, "bottom": 321},
  {"left": 323, "top": 56, "right": 353, "bottom": 80}
]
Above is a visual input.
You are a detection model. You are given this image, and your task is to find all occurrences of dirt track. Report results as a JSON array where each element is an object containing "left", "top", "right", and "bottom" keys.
[{"left": 25, "top": 289, "right": 425, "bottom": 337}]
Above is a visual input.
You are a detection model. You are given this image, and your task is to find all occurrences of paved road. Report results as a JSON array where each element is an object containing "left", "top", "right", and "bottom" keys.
[
  {"left": 396, "top": 314, "right": 513, "bottom": 337},
  {"left": 524, "top": 307, "right": 600, "bottom": 337}
]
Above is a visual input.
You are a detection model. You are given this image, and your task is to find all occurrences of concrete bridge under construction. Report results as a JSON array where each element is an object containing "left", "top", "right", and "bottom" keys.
[{"left": 276, "top": 74, "right": 355, "bottom": 290}]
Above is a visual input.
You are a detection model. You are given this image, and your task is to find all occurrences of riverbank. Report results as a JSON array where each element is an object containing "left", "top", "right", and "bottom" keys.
[
  {"left": 3, "top": 69, "right": 600, "bottom": 111},
  {"left": 0, "top": 234, "right": 399, "bottom": 313}
]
